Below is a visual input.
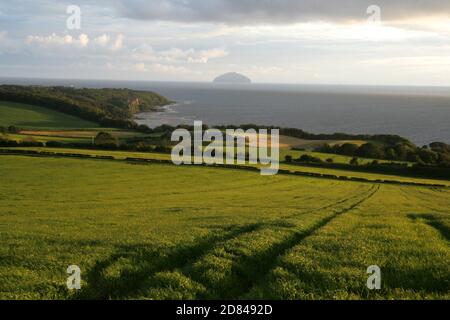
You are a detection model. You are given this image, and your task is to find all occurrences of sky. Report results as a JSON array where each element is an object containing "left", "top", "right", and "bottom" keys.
[{"left": 0, "top": 0, "right": 450, "bottom": 85}]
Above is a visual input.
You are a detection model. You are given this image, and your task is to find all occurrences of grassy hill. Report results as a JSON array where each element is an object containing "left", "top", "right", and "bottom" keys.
[
  {"left": 0, "top": 101, "right": 99, "bottom": 129},
  {"left": 0, "top": 85, "right": 171, "bottom": 128},
  {"left": 0, "top": 155, "right": 448, "bottom": 299}
]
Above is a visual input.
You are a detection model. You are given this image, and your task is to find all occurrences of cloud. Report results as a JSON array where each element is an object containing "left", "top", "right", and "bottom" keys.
[
  {"left": 111, "top": 34, "right": 124, "bottom": 50},
  {"left": 24, "top": 32, "right": 128, "bottom": 52},
  {"left": 95, "top": 34, "right": 110, "bottom": 46},
  {"left": 188, "top": 48, "right": 229, "bottom": 63},
  {"left": 133, "top": 62, "right": 146, "bottom": 71},
  {"left": 132, "top": 45, "right": 228, "bottom": 63},
  {"left": 78, "top": 34, "right": 89, "bottom": 47},
  {"left": 108, "top": 60, "right": 192, "bottom": 75},
  {"left": 0, "top": 31, "right": 6, "bottom": 40},
  {"left": 114, "top": 0, "right": 450, "bottom": 25},
  {"left": 150, "top": 63, "right": 191, "bottom": 74},
  {"left": 25, "top": 33, "right": 89, "bottom": 47}
]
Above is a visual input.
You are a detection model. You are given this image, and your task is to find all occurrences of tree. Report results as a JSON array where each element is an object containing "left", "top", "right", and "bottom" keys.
[
  {"left": 437, "top": 153, "right": 450, "bottom": 167},
  {"left": 135, "top": 141, "right": 152, "bottom": 152},
  {"left": 8, "top": 126, "right": 19, "bottom": 134},
  {"left": 430, "top": 142, "right": 450, "bottom": 154},
  {"left": 350, "top": 157, "right": 359, "bottom": 166},
  {"left": 418, "top": 149, "right": 438, "bottom": 164},
  {"left": 355, "top": 143, "right": 385, "bottom": 159},
  {"left": 338, "top": 143, "right": 359, "bottom": 156},
  {"left": 385, "top": 148, "right": 397, "bottom": 160},
  {"left": 297, "top": 154, "right": 322, "bottom": 163},
  {"left": 394, "top": 143, "right": 415, "bottom": 161},
  {"left": 94, "top": 132, "right": 118, "bottom": 148}
]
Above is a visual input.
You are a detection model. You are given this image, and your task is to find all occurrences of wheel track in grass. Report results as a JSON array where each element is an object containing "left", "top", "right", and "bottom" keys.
[
  {"left": 228, "top": 184, "right": 380, "bottom": 299},
  {"left": 398, "top": 186, "right": 449, "bottom": 214},
  {"left": 73, "top": 223, "right": 263, "bottom": 299},
  {"left": 138, "top": 184, "right": 379, "bottom": 299},
  {"left": 408, "top": 213, "right": 450, "bottom": 242},
  {"left": 75, "top": 185, "right": 378, "bottom": 299},
  {"left": 281, "top": 184, "right": 375, "bottom": 219}
]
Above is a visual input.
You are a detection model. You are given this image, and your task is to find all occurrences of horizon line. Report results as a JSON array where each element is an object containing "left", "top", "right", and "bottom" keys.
[{"left": 1, "top": 75, "right": 450, "bottom": 90}]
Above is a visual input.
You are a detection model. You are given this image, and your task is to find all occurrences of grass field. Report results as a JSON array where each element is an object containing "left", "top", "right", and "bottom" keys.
[
  {"left": 279, "top": 148, "right": 408, "bottom": 166},
  {"left": 0, "top": 101, "right": 99, "bottom": 129},
  {"left": 0, "top": 155, "right": 448, "bottom": 299},
  {"left": 3, "top": 147, "right": 447, "bottom": 186},
  {"left": 4, "top": 130, "right": 150, "bottom": 144}
]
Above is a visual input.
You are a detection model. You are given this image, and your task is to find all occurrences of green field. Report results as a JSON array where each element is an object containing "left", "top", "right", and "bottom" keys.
[
  {"left": 280, "top": 148, "right": 409, "bottom": 166},
  {"left": 0, "top": 101, "right": 99, "bottom": 129},
  {"left": 0, "top": 155, "right": 448, "bottom": 299},
  {"left": 3, "top": 147, "right": 448, "bottom": 186}
]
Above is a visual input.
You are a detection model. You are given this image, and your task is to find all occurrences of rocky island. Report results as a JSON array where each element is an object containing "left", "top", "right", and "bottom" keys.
[{"left": 213, "top": 72, "right": 252, "bottom": 84}]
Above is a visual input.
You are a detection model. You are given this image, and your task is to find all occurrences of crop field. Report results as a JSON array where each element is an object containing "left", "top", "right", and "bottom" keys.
[
  {"left": 2, "top": 147, "right": 447, "bottom": 186},
  {"left": 279, "top": 148, "right": 407, "bottom": 166},
  {"left": 0, "top": 101, "right": 99, "bottom": 129},
  {"left": 0, "top": 155, "right": 449, "bottom": 300}
]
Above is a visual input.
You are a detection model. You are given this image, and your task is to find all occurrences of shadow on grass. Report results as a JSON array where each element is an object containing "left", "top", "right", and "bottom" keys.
[
  {"left": 181, "top": 185, "right": 380, "bottom": 299},
  {"left": 75, "top": 186, "right": 379, "bottom": 299},
  {"left": 408, "top": 213, "right": 450, "bottom": 241},
  {"left": 73, "top": 223, "right": 261, "bottom": 299},
  {"left": 225, "top": 185, "right": 380, "bottom": 299}
]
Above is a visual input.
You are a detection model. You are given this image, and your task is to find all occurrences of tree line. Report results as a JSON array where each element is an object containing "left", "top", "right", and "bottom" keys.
[{"left": 315, "top": 141, "right": 450, "bottom": 167}]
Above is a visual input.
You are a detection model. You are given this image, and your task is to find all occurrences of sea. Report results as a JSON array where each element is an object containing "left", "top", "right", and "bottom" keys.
[{"left": 1, "top": 77, "right": 449, "bottom": 145}]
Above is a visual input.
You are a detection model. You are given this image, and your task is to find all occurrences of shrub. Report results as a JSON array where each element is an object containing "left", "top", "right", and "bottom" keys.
[
  {"left": 94, "top": 132, "right": 119, "bottom": 147},
  {"left": 8, "top": 126, "right": 20, "bottom": 134},
  {"left": 297, "top": 154, "right": 322, "bottom": 163},
  {"left": 350, "top": 157, "right": 359, "bottom": 166}
]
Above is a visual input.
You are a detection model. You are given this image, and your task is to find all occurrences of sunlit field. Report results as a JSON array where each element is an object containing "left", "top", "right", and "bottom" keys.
[
  {"left": 0, "top": 101, "right": 99, "bottom": 129},
  {"left": 1, "top": 155, "right": 448, "bottom": 299}
]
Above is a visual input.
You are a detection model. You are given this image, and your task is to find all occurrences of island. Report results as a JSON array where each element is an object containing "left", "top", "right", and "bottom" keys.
[{"left": 213, "top": 72, "right": 252, "bottom": 84}]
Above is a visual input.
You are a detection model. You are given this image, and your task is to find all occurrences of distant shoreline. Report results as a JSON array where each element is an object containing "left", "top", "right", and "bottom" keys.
[{"left": 1, "top": 79, "right": 450, "bottom": 145}]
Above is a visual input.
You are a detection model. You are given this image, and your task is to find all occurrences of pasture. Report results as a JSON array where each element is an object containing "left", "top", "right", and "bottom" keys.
[
  {"left": 0, "top": 155, "right": 448, "bottom": 299},
  {"left": 0, "top": 101, "right": 99, "bottom": 129},
  {"left": 2, "top": 147, "right": 447, "bottom": 186}
]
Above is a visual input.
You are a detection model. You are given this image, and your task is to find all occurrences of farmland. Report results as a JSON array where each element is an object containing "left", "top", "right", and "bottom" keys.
[
  {"left": 0, "top": 101, "right": 99, "bottom": 129},
  {"left": 0, "top": 97, "right": 449, "bottom": 300},
  {"left": 0, "top": 155, "right": 448, "bottom": 299},
  {"left": 2, "top": 147, "right": 447, "bottom": 186}
]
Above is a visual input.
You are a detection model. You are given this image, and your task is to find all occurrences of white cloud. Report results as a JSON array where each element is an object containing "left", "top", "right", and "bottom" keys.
[
  {"left": 219, "top": 22, "right": 437, "bottom": 44},
  {"left": 187, "top": 48, "right": 228, "bottom": 63},
  {"left": 132, "top": 45, "right": 228, "bottom": 64},
  {"left": 150, "top": 63, "right": 191, "bottom": 74},
  {"left": 133, "top": 62, "right": 146, "bottom": 71},
  {"left": 78, "top": 34, "right": 89, "bottom": 47},
  {"left": 105, "top": 60, "right": 193, "bottom": 75},
  {"left": 95, "top": 34, "right": 111, "bottom": 47},
  {"left": 131, "top": 44, "right": 158, "bottom": 61},
  {"left": 161, "top": 47, "right": 194, "bottom": 62},
  {"left": 0, "top": 31, "right": 6, "bottom": 40},
  {"left": 25, "top": 33, "right": 90, "bottom": 48},
  {"left": 111, "top": 34, "right": 124, "bottom": 50}
]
